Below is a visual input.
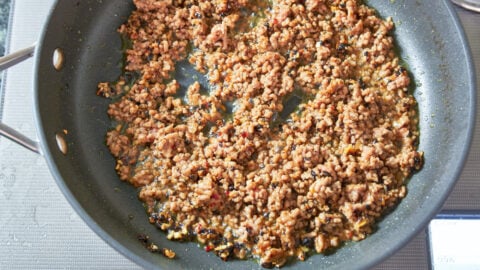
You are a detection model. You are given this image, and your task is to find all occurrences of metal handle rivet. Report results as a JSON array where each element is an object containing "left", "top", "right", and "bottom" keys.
[{"left": 53, "top": 48, "right": 64, "bottom": 71}]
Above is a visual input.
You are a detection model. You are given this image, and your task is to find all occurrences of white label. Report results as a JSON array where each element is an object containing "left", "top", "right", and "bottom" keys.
[{"left": 429, "top": 218, "right": 480, "bottom": 270}]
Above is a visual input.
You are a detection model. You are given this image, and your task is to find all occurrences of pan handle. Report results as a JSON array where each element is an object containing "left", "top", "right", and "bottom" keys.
[{"left": 0, "top": 44, "right": 41, "bottom": 154}]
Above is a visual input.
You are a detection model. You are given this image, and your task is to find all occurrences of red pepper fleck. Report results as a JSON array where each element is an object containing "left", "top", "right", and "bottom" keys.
[
  {"left": 205, "top": 245, "right": 213, "bottom": 252},
  {"left": 273, "top": 18, "right": 278, "bottom": 25},
  {"left": 211, "top": 193, "right": 220, "bottom": 200},
  {"left": 225, "top": 191, "right": 230, "bottom": 196},
  {"left": 241, "top": 132, "right": 248, "bottom": 138}
]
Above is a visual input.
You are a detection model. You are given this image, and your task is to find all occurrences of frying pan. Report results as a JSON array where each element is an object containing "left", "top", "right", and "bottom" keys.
[{"left": 0, "top": 0, "right": 476, "bottom": 269}]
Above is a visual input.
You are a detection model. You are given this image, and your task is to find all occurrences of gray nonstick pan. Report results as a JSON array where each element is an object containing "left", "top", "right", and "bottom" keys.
[{"left": 0, "top": 0, "right": 476, "bottom": 269}]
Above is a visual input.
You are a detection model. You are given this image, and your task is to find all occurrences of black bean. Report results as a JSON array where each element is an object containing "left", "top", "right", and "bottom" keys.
[
  {"left": 264, "top": 22, "right": 270, "bottom": 31},
  {"left": 137, "top": 234, "right": 149, "bottom": 246},
  {"left": 146, "top": 53, "right": 153, "bottom": 61},
  {"left": 212, "top": 238, "right": 222, "bottom": 246},
  {"left": 358, "top": 78, "right": 366, "bottom": 89},
  {"left": 121, "top": 155, "right": 131, "bottom": 165},
  {"left": 233, "top": 242, "right": 245, "bottom": 249},
  {"left": 200, "top": 228, "right": 217, "bottom": 235},
  {"left": 261, "top": 262, "right": 274, "bottom": 269},
  {"left": 215, "top": 244, "right": 234, "bottom": 261},
  {"left": 413, "top": 156, "right": 422, "bottom": 170},
  {"left": 301, "top": 237, "right": 315, "bottom": 248},
  {"left": 321, "top": 171, "right": 332, "bottom": 177}
]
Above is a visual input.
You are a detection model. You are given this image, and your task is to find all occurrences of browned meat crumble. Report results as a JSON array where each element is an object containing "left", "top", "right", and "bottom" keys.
[{"left": 97, "top": 0, "right": 423, "bottom": 267}]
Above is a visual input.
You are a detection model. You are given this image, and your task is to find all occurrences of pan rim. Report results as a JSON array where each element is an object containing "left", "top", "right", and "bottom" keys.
[
  {"left": 30, "top": 2, "right": 159, "bottom": 270},
  {"left": 356, "top": 1, "right": 478, "bottom": 269}
]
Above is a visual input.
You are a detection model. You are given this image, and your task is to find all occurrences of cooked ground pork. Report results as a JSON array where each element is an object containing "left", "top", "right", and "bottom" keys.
[{"left": 98, "top": 0, "right": 423, "bottom": 267}]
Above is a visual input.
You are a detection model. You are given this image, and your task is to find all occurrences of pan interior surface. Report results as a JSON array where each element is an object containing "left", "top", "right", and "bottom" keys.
[{"left": 34, "top": 0, "right": 475, "bottom": 269}]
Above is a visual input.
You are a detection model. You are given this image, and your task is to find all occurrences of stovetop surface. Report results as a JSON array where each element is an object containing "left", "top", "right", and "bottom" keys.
[{"left": 0, "top": 1, "right": 479, "bottom": 269}]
